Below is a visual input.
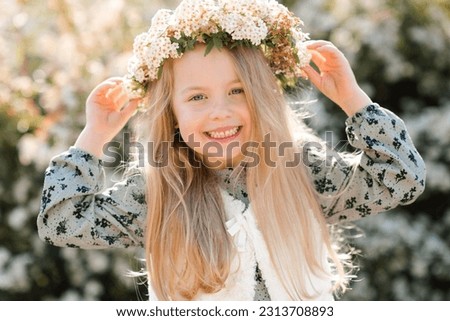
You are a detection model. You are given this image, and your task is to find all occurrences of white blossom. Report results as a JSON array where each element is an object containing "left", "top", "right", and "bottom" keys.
[{"left": 125, "top": 0, "right": 310, "bottom": 100}]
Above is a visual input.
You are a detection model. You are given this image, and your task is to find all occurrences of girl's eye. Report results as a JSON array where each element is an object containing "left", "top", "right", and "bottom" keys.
[
  {"left": 230, "top": 88, "right": 244, "bottom": 95},
  {"left": 189, "top": 94, "right": 206, "bottom": 101}
]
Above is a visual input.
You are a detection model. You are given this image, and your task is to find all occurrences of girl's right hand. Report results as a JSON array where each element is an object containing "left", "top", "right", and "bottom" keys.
[
  {"left": 74, "top": 77, "right": 140, "bottom": 158},
  {"left": 302, "top": 41, "right": 372, "bottom": 116}
]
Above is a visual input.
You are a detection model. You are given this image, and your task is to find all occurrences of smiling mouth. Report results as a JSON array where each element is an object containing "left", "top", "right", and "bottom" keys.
[{"left": 205, "top": 126, "right": 241, "bottom": 139}]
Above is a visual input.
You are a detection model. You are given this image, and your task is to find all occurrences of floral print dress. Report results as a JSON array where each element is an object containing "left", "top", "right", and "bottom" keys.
[{"left": 37, "top": 104, "right": 426, "bottom": 300}]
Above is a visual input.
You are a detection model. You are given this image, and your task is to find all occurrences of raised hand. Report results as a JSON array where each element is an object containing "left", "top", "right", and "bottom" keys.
[
  {"left": 302, "top": 40, "right": 372, "bottom": 116},
  {"left": 75, "top": 77, "right": 140, "bottom": 157}
]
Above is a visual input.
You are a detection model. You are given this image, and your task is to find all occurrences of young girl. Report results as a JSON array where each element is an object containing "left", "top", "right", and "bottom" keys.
[{"left": 37, "top": 0, "right": 425, "bottom": 301}]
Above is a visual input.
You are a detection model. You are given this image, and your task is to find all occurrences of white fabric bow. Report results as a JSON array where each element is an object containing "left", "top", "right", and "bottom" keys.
[{"left": 225, "top": 211, "right": 250, "bottom": 252}]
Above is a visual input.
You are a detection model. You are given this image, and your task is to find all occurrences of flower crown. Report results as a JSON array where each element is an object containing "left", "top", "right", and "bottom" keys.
[{"left": 124, "top": 0, "right": 311, "bottom": 101}]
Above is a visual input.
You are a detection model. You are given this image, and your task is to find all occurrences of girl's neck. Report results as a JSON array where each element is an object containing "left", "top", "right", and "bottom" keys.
[{"left": 214, "top": 166, "right": 249, "bottom": 205}]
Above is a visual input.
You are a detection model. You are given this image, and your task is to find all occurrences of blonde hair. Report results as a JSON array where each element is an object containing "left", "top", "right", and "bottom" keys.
[{"left": 133, "top": 45, "right": 352, "bottom": 300}]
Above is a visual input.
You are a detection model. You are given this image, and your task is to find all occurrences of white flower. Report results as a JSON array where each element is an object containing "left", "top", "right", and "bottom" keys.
[
  {"left": 125, "top": 0, "right": 310, "bottom": 101},
  {"left": 149, "top": 9, "right": 172, "bottom": 36},
  {"left": 295, "top": 40, "right": 312, "bottom": 67}
]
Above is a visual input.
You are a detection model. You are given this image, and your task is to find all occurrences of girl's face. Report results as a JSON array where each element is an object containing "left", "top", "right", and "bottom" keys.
[{"left": 172, "top": 45, "right": 251, "bottom": 169}]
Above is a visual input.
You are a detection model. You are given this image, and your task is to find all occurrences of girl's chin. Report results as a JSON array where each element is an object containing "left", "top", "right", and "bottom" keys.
[
  {"left": 197, "top": 138, "right": 244, "bottom": 165},
  {"left": 200, "top": 153, "right": 245, "bottom": 169}
]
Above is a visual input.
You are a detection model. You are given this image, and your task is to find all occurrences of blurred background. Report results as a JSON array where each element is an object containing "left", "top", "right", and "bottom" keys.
[{"left": 0, "top": 0, "right": 449, "bottom": 300}]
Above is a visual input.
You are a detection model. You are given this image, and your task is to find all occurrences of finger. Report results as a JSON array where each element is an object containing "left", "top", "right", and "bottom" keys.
[
  {"left": 306, "top": 41, "right": 342, "bottom": 64},
  {"left": 120, "top": 99, "right": 140, "bottom": 118},
  {"left": 106, "top": 76, "right": 125, "bottom": 85},
  {"left": 304, "top": 40, "right": 335, "bottom": 50},
  {"left": 308, "top": 49, "right": 327, "bottom": 70},
  {"left": 93, "top": 88, "right": 123, "bottom": 112},
  {"left": 94, "top": 78, "right": 124, "bottom": 97},
  {"left": 314, "top": 44, "right": 348, "bottom": 65},
  {"left": 115, "top": 92, "right": 130, "bottom": 109},
  {"left": 106, "top": 86, "right": 131, "bottom": 111},
  {"left": 314, "top": 44, "right": 342, "bottom": 58},
  {"left": 101, "top": 78, "right": 123, "bottom": 88},
  {"left": 302, "top": 65, "right": 322, "bottom": 89},
  {"left": 105, "top": 84, "right": 124, "bottom": 99},
  {"left": 88, "top": 83, "right": 114, "bottom": 105},
  {"left": 92, "top": 81, "right": 116, "bottom": 96}
]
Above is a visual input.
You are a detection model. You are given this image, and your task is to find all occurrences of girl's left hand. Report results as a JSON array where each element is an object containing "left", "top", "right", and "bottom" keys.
[{"left": 302, "top": 40, "right": 372, "bottom": 116}]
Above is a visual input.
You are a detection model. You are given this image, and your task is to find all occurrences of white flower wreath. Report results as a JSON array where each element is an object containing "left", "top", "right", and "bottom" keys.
[{"left": 124, "top": 0, "right": 311, "bottom": 102}]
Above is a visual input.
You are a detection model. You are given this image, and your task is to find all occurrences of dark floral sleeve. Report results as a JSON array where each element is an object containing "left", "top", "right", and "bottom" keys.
[
  {"left": 37, "top": 147, "right": 146, "bottom": 249},
  {"left": 305, "top": 104, "right": 426, "bottom": 224}
]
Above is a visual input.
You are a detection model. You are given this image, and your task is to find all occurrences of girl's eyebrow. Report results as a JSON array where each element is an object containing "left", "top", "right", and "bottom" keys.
[
  {"left": 229, "top": 79, "right": 242, "bottom": 85},
  {"left": 180, "top": 79, "right": 242, "bottom": 95},
  {"left": 180, "top": 86, "right": 204, "bottom": 95}
]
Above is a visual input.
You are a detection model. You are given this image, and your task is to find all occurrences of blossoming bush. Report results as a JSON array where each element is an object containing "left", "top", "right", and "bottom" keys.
[
  {"left": 0, "top": 0, "right": 448, "bottom": 300},
  {"left": 295, "top": 0, "right": 450, "bottom": 300},
  {"left": 0, "top": 0, "right": 154, "bottom": 300}
]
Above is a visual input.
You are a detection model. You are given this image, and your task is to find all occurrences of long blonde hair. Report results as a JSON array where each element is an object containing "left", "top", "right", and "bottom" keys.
[{"left": 133, "top": 45, "right": 351, "bottom": 300}]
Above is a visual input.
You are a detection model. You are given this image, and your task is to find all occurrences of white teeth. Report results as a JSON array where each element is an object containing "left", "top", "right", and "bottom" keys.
[{"left": 207, "top": 127, "right": 239, "bottom": 139}]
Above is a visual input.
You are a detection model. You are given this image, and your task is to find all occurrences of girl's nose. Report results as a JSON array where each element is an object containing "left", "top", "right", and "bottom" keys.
[{"left": 208, "top": 97, "right": 233, "bottom": 120}]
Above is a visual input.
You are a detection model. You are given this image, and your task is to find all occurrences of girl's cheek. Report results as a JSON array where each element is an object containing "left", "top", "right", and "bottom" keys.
[{"left": 179, "top": 126, "right": 203, "bottom": 147}]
